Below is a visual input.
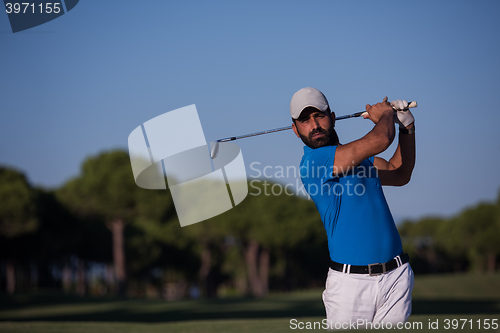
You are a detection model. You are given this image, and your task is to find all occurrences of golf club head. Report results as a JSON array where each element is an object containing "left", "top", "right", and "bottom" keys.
[{"left": 210, "top": 141, "right": 220, "bottom": 159}]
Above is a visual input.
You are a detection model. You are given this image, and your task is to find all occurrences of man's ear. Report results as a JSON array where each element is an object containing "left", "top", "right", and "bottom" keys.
[
  {"left": 330, "top": 112, "right": 336, "bottom": 128},
  {"left": 292, "top": 122, "right": 300, "bottom": 138}
]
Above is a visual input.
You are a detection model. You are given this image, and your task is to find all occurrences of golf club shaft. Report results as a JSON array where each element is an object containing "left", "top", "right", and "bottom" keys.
[
  {"left": 216, "top": 125, "right": 292, "bottom": 143},
  {"left": 216, "top": 110, "right": 373, "bottom": 143},
  {"left": 210, "top": 101, "right": 417, "bottom": 159}
]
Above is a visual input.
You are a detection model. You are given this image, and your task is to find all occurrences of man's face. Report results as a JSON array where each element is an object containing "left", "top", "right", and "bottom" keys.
[{"left": 292, "top": 107, "right": 337, "bottom": 148}]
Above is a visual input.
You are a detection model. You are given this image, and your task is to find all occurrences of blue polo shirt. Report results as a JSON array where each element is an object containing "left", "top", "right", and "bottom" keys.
[{"left": 299, "top": 145, "right": 403, "bottom": 265}]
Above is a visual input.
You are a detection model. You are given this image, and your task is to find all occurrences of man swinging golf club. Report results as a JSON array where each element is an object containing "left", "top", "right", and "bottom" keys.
[{"left": 290, "top": 87, "right": 415, "bottom": 328}]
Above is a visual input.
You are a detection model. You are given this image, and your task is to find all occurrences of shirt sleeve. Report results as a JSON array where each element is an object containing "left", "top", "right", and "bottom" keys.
[{"left": 309, "top": 145, "right": 338, "bottom": 184}]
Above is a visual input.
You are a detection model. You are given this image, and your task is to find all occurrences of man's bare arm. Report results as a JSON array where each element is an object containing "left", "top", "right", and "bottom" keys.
[
  {"left": 374, "top": 123, "right": 415, "bottom": 186},
  {"left": 333, "top": 101, "right": 395, "bottom": 176}
]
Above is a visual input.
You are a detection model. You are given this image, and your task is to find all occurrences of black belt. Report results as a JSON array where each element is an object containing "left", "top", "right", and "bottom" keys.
[{"left": 330, "top": 253, "right": 409, "bottom": 276}]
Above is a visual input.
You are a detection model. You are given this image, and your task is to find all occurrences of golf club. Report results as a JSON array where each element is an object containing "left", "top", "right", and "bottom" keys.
[{"left": 210, "top": 100, "right": 417, "bottom": 159}]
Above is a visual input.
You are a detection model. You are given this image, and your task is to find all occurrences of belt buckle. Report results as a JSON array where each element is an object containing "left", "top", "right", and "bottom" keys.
[{"left": 368, "top": 263, "right": 386, "bottom": 276}]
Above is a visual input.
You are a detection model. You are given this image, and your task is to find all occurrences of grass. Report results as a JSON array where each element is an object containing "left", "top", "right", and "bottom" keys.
[
  {"left": 411, "top": 272, "right": 500, "bottom": 299},
  {"left": 1, "top": 273, "right": 499, "bottom": 332}
]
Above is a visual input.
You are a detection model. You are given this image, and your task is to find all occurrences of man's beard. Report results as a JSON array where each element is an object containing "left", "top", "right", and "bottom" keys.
[{"left": 299, "top": 126, "right": 338, "bottom": 148}]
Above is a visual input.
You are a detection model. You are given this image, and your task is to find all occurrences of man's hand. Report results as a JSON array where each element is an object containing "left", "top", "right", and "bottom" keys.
[
  {"left": 363, "top": 97, "right": 394, "bottom": 124},
  {"left": 391, "top": 99, "right": 414, "bottom": 128}
]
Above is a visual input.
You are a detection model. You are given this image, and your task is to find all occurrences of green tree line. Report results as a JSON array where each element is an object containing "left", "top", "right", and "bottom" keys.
[
  {"left": 0, "top": 150, "right": 328, "bottom": 298},
  {"left": 1, "top": 149, "right": 499, "bottom": 298},
  {"left": 399, "top": 197, "right": 500, "bottom": 274}
]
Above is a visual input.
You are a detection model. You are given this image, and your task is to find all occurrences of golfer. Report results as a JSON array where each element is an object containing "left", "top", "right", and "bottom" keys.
[{"left": 290, "top": 87, "right": 415, "bottom": 327}]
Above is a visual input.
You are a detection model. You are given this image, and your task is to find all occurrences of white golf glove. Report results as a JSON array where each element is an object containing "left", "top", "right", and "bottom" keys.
[{"left": 391, "top": 99, "right": 414, "bottom": 128}]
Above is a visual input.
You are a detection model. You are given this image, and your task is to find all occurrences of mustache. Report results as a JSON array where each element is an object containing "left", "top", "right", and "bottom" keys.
[{"left": 309, "top": 128, "right": 329, "bottom": 139}]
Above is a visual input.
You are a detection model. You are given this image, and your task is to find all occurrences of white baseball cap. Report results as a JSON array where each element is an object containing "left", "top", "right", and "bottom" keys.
[{"left": 290, "top": 87, "right": 330, "bottom": 119}]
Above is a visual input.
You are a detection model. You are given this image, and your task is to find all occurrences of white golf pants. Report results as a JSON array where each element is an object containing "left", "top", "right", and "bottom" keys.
[{"left": 322, "top": 262, "right": 414, "bottom": 329}]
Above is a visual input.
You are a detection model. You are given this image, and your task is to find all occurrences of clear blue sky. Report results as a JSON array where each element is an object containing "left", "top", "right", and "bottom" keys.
[{"left": 1, "top": 0, "right": 499, "bottom": 222}]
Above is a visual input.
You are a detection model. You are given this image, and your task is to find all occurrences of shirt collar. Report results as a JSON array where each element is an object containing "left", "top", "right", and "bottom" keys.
[{"left": 303, "top": 144, "right": 337, "bottom": 154}]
